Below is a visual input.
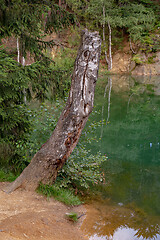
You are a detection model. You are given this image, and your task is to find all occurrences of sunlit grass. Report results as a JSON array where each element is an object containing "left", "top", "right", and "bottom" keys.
[{"left": 37, "top": 183, "right": 82, "bottom": 206}]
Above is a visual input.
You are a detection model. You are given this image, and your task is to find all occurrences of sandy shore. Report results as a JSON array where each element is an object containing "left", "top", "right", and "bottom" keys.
[{"left": 0, "top": 182, "right": 87, "bottom": 240}]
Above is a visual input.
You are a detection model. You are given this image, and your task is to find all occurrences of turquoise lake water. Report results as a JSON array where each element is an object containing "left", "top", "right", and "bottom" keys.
[{"left": 82, "top": 75, "right": 160, "bottom": 240}]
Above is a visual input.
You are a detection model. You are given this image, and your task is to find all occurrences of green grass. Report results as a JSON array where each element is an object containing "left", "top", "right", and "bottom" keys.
[
  {"left": 0, "top": 169, "right": 17, "bottom": 182},
  {"left": 37, "top": 183, "right": 82, "bottom": 206},
  {"left": 65, "top": 212, "right": 78, "bottom": 222}
]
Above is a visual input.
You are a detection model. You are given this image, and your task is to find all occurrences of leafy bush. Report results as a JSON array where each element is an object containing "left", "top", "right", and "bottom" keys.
[
  {"left": 141, "top": 29, "right": 160, "bottom": 53},
  {"left": 13, "top": 102, "right": 62, "bottom": 173},
  {"left": 132, "top": 54, "right": 143, "bottom": 65},
  {"left": 56, "top": 145, "right": 107, "bottom": 191},
  {"left": 51, "top": 47, "right": 75, "bottom": 98}
]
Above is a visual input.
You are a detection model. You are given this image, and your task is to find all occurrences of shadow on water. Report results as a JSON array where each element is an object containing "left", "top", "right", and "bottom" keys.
[{"left": 82, "top": 75, "right": 160, "bottom": 240}]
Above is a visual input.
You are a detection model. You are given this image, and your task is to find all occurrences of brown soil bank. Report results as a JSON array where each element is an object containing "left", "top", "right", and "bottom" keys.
[
  {"left": 0, "top": 182, "right": 87, "bottom": 240},
  {"left": 2, "top": 34, "right": 160, "bottom": 76},
  {"left": 111, "top": 51, "right": 160, "bottom": 76}
]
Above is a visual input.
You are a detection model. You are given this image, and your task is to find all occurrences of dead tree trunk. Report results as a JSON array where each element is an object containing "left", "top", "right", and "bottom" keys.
[{"left": 4, "top": 29, "right": 101, "bottom": 193}]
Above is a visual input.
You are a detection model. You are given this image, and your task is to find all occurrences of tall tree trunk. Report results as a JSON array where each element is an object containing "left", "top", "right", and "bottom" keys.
[
  {"left": 102, "top": 6, "right": 112, "bottom": 71},
  {"left": 102, "top": 6, "right": 109, "bottom": 67},
  {"left": 17, "top": 38, "right": 20, "bottom": 63},
  {"left": 108, "top": 21, "right": 112, "bottom": 71},
  {"left": 17, "top": 37, "right": 27, "bottom": 104},
  {"left": 22, "top": 56, "right": 27, "bottom": 104},
  {"left": 4, "top": 29, "right": 101, "bottom": 193}
]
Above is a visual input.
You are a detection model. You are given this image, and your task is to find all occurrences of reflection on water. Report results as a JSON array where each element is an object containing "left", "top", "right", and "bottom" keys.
[
  {"left": 90, "top": 227, "right": 160, "bottom": 240},
  {"left": 82, "top": 75, "right": 160, "bottom": 240},
  {"left": 82, "top": 200, "right": 160, "bottom": 240}
]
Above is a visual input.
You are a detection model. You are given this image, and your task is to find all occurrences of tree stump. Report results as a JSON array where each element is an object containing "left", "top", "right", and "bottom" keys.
[{"left": 4, "top": 29, "right": 101, "bottom": 193}]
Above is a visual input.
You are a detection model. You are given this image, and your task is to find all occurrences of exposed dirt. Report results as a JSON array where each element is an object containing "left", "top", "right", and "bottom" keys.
[{"left": 0, "top": 182, "right": 87, "bottom": 240}]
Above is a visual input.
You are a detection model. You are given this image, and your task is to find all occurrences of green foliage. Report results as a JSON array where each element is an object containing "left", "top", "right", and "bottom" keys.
[
  {"left": 45, "top": 3, "right": 75, "bottom": 34},
  {"left": 0, "top": 169, "right": 17, "bottom": 182},
  {"left": 65, "top": 212, "right": 78, "bottom": 222},
  {"left": 67, "top": 26, "right": 81, "bottom": 48},
  {"left": 140, "top": 30, "right": 160, "bottom": 53},
  {"left": 0, "top": 47, "right": 63, "bottom": 170},
  {"left": 13, "top": 101, "right": 63, "bottom": 173},
  {"left": 4, "top": 96, "right": 106, "bottom": 190},
  {"left": 0, "top": 47, "right": 32, "bottom": 167},
  {"left": 0, "top": 0, "right": 76, "bottom": 169},
  {"left": 13, "top": 102, "right": 107, "bottom": 189},
  {"left": 66, "top": 0, "right": 159, "bottom": 52},
  {"left": 132, "top": 54, "right": 143, "bottom": 65},
  {"left": 0, "top": 43, "right": 73, "bottom": 169},
  {"left": 147, "top": 55, "right": 156, "bottom": 64},
  {"left": 121, "top": 3, "right": 156, "bottom": 41},
  {"left": 87, "top": 0, "right": 123, "bottom": 28},
  {"left": 0, "top": 0, "right": 75, "bottom": 57},
  {"left": 51, "top": 47, "right": 75, "bottom": 98},
  {"left": 66, "top": 0, "right": 88, "bottom": 20},
  {"left": 37, "top": 183, "right": 81, "bottom": 206},
  {"left": 57, "top": 145, "right": 107, "bottom": 191}
]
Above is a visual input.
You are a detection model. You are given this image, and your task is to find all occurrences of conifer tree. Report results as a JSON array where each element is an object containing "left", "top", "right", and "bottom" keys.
[
  {"left": 121, "top": 2, "right": 156, "bottom": 42},
  {"left": 0, "top": 0, "right": 75, "bottom": 167}
]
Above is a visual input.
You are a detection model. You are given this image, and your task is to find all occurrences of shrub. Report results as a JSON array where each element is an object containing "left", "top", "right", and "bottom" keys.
[
  {"left": 56, "top": 145, "right": 107, "bottom": 192},
  {"left": 13, "top": 102, "right": 61, "bottom": 173},
  {"left": 132, "top": 54, "right": 143, "bottom": 65}
]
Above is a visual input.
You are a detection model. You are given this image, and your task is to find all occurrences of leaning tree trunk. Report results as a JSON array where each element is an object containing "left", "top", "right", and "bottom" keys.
[{"left": 4, "top": 29, "right": 101, "bottom": 193}]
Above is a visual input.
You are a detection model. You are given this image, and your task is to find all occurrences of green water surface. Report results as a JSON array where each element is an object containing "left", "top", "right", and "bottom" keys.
[{"left": 84, "top": 75, "right": 160, "bottom": 240}]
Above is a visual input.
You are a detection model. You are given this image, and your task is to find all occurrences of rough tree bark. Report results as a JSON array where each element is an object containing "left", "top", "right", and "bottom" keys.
[{"left": 4, "top": 29, "right": 101, "bottom": 193}]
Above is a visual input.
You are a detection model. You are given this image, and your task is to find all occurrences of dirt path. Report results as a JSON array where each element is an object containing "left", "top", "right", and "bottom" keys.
[{"left": 0, "top": 182, "right": 87, "bottom": 240}]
